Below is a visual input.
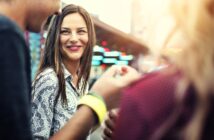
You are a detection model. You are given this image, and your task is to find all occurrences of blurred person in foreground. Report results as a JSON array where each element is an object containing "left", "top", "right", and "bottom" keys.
[
  {"left": 102, "top": 0, "right": 214, "bottom": 140},
  {"left": 0, "top": 0, "right": 60, "bottom": 139}
]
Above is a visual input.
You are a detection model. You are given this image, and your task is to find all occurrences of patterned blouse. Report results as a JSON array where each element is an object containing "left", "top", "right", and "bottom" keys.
[{"left": 31, "top": 67, "right": 88, "bottom": 140}]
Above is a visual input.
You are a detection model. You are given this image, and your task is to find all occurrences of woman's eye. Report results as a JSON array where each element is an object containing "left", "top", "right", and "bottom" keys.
[
  {"left": 60, "top": 30, "right": 70, "bottom": 35},
  {"left": 78, "top": 30, "right": 87, "bottom": 35}
]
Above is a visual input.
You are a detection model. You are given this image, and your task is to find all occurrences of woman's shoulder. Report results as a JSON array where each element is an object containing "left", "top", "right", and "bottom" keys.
[
  {"left": 122, "top": 69, "right": 181, "bottom": 108},
  {"left": 32, "top": 68, "right": 59, "bottom": 98},
  {"left": 37, "top": 68, "right": 57, "bottom": 79},
  {"left": 39, "top": 67, "right": 55, "bottom": 75},
  {"left": 119, "top": 70, "right": 180, "bottom": 128},
  {"left": 33, "top": 68, "right": 58, "bottom": 86},
  {"left": 126, "top": 69, "right": 180, "bottom": 93}
]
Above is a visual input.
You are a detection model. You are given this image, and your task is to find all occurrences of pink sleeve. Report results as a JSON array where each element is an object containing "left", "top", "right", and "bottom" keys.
[{"left": 113, "top": 71, "right": 178, "bottom": 140}]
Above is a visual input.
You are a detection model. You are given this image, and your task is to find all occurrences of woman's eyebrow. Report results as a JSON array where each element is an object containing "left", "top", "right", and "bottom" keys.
[
  {"left": 78, "top": 27, "right": 87, "bottom": 29},
  {"left": 61, "top": 27, "right": 70, "bottom": 30}
]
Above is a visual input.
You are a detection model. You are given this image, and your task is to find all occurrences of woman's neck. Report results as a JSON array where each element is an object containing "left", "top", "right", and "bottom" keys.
[{"left": 63, "top": 60, "right": 80, "bottom": 86}]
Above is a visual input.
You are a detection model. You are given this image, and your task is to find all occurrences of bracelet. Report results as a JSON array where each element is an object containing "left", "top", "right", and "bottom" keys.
[
  {"left": 78, "top": 93, "right": 107, "bottom": 125},
  {"left": 87, "top": 91, "right": 105, "bottom": 103}
]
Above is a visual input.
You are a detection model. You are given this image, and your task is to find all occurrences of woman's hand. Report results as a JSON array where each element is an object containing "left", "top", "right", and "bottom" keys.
[
  {"left": 91, "top": 65, "right": 140, "bottom": 110},
  {"left": 102, "top": 109, "right": 118, "bottom": 140}
]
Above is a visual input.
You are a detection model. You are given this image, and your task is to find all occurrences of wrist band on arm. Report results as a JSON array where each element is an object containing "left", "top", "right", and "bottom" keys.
[
  {"left": 87, "top": 92, "right": 105, "bottom": 103},
  {"left": 78, "top": 92, "right": 107, "bottom": 125}
]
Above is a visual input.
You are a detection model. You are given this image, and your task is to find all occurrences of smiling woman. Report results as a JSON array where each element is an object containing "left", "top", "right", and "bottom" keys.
[
  {"left": 31, "top": 4, "right": 96, "bottom": 139},
  {"left": 60, "top": 13, "right": 89, "bottom": 62}
]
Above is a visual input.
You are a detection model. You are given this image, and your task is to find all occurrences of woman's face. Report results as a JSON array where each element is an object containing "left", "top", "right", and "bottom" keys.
[{"left": 60, "top": 13, "right": 88, "bottom": 63}]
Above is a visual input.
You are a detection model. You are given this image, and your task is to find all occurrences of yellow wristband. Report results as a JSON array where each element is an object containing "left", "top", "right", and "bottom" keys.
[{"left": 78, "top": 95, "right": 107, "bottom": 125}]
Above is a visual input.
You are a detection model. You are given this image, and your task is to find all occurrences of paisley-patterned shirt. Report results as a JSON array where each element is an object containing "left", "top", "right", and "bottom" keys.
[{"left": 31, "top": 67, "right": 88, "bottom": 139}]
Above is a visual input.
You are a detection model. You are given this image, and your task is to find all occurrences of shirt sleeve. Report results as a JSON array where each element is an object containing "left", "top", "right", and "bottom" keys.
[
  {"left": 31, "top": 72, "right": 58, "bottom": 139},
  {"left": 0, "top": 30, "right": 32, "bottom": 139}
]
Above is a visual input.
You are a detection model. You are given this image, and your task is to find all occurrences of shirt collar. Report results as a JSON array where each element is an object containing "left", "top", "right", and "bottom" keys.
[{"left": 62, "top": 63, "right": 72, "bottom": 80}]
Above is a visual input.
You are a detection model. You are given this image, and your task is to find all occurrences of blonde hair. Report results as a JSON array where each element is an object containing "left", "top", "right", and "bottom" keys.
[{"left": 163, "top": 0, "right": 214, "bottom": 139}]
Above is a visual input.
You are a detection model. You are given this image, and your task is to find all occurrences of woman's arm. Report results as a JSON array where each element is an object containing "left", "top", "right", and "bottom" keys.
[
  {"left": 31, "top": 71, "right": 58, "bottom": 139},
  {"left": 50, "top": 105, "right": 97, "bottom": 140},
  {"left": 50, "top": 65, "right": 140, "bottom": 140}
]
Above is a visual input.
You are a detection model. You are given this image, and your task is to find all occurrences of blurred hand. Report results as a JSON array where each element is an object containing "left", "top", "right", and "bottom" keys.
[
  {"left": 91, "top": 65, "right": 140, "bottom": 110},
  {"left": 102, "top": 109, "right": 118, "bottom": 140}
]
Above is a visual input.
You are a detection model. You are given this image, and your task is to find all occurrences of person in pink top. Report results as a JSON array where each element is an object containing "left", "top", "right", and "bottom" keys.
[{"left": 102, "top": 0, "right": 214, "bottom": 139}]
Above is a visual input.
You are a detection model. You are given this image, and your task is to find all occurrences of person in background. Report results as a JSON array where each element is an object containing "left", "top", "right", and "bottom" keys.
[
  {"left": 31, "top": 4, "right": 96, "bottom": 139},
  {"left": 0, "top": 0, "right": 60, "bottom": 139}
]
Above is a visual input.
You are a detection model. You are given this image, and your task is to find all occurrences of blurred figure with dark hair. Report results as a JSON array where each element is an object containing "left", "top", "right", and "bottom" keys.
[{"left": 0, "top": 0, "right": 60, "bottom": 139}]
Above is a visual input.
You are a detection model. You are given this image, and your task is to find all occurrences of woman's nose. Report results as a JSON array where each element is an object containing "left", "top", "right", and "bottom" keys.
[{"left": 69, "top": 33, "right": 78, "bottom": 43}]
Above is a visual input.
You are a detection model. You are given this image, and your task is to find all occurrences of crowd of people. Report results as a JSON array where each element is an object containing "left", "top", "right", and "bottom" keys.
[{"left": 1, "top": 0, "right": 214, "bottom": 140}]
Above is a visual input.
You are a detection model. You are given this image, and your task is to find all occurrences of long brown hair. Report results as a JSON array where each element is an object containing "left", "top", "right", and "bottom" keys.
[{"left": 34, "top": 4, "right": 96, "bottom": 104}]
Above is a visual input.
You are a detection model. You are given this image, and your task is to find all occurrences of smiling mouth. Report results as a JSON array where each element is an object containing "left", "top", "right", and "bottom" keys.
[{"left": 66, "top": 45, "right": 81, "bottom": 51}]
